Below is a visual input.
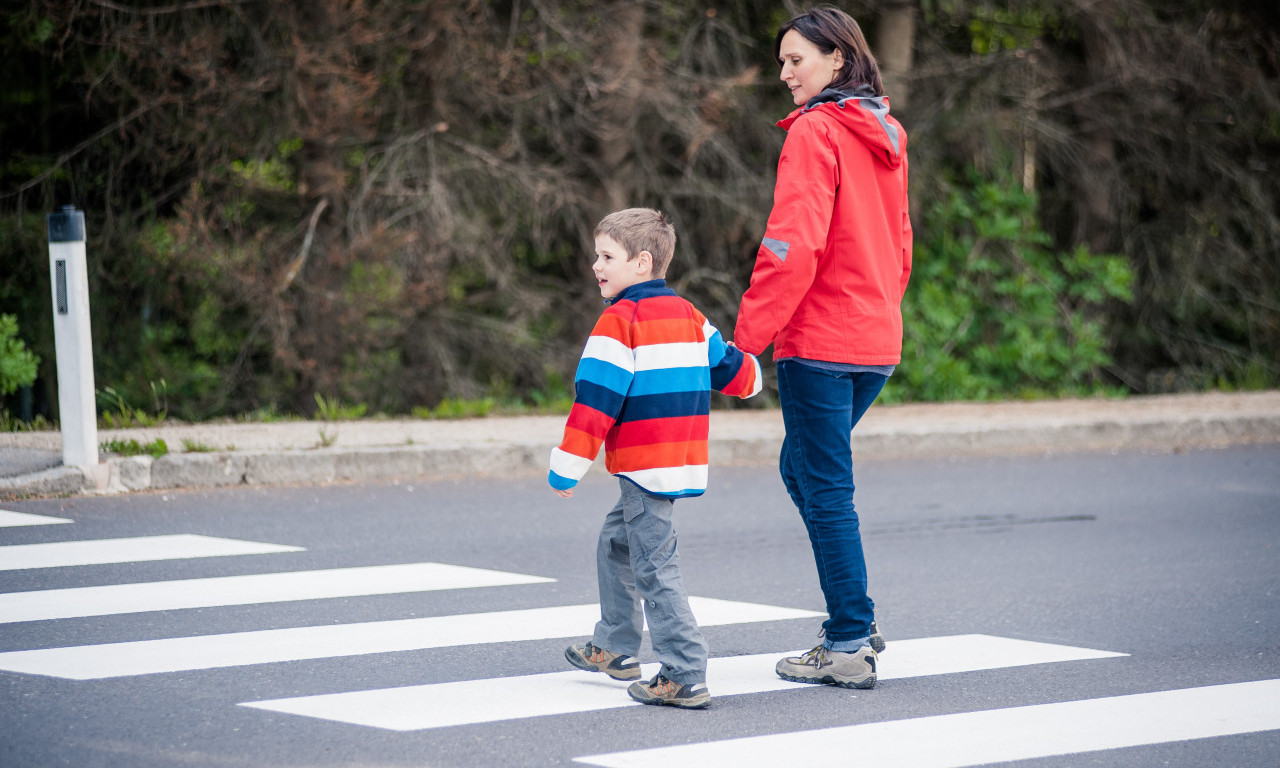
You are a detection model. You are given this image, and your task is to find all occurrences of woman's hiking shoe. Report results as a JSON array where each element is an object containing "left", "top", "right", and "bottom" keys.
[
  {"left": 775, "top": 645, "right": 877, "bottom": 689},
  {"left": 564, "top": 642, "right": 640, "bottom": 681},
  {"left": 815, "top": 618, "right": 886, "bottom": 653},
  {"left": 870, "top": 619, "right": 886, "bottom": 654},
  {"left": 627, "top": 674, "right": 711, "bottom": 709}
]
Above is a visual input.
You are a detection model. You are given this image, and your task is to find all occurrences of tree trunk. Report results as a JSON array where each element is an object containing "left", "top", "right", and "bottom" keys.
[
  {"left": 876, "top": 2, "right": 917, "bottom": 110},
  {"left": 1072, "top": 5, "right": 1120, "bottom": 253},
  {"left": 594, "top": 3, "right": 644, "bottom": 212}
]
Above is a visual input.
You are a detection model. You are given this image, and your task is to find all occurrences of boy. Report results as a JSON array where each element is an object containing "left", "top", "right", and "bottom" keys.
[{"left": 549, "top": 208, "right": 762, "bottom": 709}]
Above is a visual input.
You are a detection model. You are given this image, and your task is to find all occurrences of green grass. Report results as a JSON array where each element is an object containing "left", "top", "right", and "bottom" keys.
[{"left": 101, "top": 438, "right": 169, "bottom": 458}]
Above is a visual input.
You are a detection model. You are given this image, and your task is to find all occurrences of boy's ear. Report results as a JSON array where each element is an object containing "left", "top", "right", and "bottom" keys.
[{"left": 634, "top": 249, "right": 654, "bottom": 276}]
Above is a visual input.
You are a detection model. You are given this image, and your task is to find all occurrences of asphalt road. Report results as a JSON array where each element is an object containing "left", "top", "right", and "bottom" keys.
[{"left": 1, "top": 444, "right": 1277, "bottom": 767}]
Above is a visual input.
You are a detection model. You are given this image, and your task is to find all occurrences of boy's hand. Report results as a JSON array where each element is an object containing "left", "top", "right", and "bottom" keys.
[{"left": 553, "top": 488, "right": 574, "bottom": 499}]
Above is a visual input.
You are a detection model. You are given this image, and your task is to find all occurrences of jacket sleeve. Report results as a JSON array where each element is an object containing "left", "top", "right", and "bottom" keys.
[
  {"left": 548, "top": 309, "right": 634, "bottom": 491},
  {"left": 734, "top": 116, "right": 838, "bottom": 355},
  {"left": 900, "top": 153, "right": 913, "bottom": 298},
  {"left": 703, "top": 315, "right": 763, "bottom": 399}
]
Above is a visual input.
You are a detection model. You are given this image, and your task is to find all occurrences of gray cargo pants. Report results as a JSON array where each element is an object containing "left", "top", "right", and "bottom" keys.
[{"left": 590, "top": 478, "right": 708, "bottom": 685}]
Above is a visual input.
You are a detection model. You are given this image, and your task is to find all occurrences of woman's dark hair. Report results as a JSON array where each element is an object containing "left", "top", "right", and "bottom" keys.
[{"left": 774, "top": 6, "right": 884, "bottom": 96}]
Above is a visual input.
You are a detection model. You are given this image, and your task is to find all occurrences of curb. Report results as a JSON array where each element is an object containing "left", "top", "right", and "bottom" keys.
[
  {"left": 2, "top": 405, "right": 1277, "bottom": 500},
  {"left": 0, "top": 465, "right": 90, "bottom": 499}
]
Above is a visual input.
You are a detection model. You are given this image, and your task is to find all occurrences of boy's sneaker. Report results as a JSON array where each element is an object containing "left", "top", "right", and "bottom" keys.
[
  {"left": 564, "top": 642, "right": 640, "bottom": 681},
  {"left": 627, "top": 673, "right": 711, "bottom": 709},
  {"left": 775, "top": 644, "right": 877, "bottom": 689}
]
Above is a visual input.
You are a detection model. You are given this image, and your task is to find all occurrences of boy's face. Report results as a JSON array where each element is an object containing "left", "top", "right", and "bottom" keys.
[{"left": 592, "top": 233, "right": 652, "bottom": 299}]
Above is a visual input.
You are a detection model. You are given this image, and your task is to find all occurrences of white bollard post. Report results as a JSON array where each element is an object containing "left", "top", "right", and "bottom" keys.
[{"left": 47, "top": 205, "right": 99, "bottom": 474}]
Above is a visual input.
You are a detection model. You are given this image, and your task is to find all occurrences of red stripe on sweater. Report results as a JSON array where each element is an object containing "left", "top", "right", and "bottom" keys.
[
  {"left": 565, "top": 402, "right": 614, "bottom": 440},
  {"left": 720, "top": 359, "right": 758, "bottom": 397},
  {"left": 609, "top": 415, "right": 708, "bottom": 449}
]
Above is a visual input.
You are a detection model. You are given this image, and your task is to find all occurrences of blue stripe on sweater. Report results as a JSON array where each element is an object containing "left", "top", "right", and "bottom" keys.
[
  {"left": 710, "top": 344, "right": 747, "bottom": 391},
  {"left": 617, "top": 390, "right": 710, "bottom": 422},
  {"left": 548, "top": 470, "right": 577, "bottom": 491},
  {"left": 629, "top": 367, "right": 711, "bottom": 396},
  {"left": 574, "top": 380, "right": 626, "bottom": 419},
  {"left": 576, "top": 357, "right": 632, "bottom": 395}
]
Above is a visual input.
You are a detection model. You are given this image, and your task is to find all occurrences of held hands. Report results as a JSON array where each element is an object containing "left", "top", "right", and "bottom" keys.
[{"left": 553, "top": 488, "right": 574, "bottom": 499}]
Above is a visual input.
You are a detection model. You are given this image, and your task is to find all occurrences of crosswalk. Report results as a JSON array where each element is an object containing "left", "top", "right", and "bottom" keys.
[
  {"left": 3, "top": 506, "right": 1278, "bottom": 767},
  {"left": 242, "top": 635, "right": 1125, "bottom": 731}
]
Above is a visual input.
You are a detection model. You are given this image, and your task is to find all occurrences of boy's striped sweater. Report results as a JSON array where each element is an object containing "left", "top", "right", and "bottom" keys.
[{"left": 549, "top": 280, "right": 762, "bottom": 499}]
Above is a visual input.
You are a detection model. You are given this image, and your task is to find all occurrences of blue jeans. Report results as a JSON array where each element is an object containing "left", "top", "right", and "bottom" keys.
[
  {"left": 591, "top": 479, "right": 708, "bottom": 685},
  {"left": 777, "top": 360, "right": 887, "bottom": 651}
]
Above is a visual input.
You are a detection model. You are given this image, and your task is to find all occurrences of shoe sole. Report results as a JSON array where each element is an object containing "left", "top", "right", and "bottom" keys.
[
  {"left": 564, "top": 647, "right": 640, "bottom": 681},
  {"left": 628, "top": 691, "right": 712, "bottom": 709},
  {"left": 777, "top": 671, "right": 877, "bottom": 689}
]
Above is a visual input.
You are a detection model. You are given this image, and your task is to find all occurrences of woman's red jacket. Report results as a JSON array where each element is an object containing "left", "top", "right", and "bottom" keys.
[{"left": 734, "top": 89, "right": 912, "bottom": 365}]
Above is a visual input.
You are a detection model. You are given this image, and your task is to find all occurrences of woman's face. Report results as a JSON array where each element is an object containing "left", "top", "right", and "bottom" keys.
[{"left": 778, "top": 29, "right": 843, "bottom": 106}]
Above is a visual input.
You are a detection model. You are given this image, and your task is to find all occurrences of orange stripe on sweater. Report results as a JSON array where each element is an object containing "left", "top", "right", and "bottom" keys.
[{"left": 607, "top": 440, "right": 709, "bottom": 471}]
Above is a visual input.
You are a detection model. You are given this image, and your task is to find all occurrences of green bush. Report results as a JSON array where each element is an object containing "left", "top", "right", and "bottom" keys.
[
  {"left": 892, "top": 178, "right": 1133, "bottom": 402},
  {"left": 0, "top": 314, "right": 39, "bottom": 396},
  {"left": 97, "top": 383, "right": 168, "bottom": 428}
]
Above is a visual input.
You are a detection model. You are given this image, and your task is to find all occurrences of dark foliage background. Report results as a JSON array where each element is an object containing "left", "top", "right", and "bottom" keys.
[{"left": 2, "top": 0, "right": 1276, "bottom": 423}]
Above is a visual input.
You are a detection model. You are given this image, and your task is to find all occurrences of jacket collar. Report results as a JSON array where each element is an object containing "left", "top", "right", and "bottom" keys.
[
  {"left": 803, "top": 83, "right": 879, "bottom": 110},
  {"left": 605, "top": 279, "right": 672, "bottom": 306},
  {"left": 777, "top": 83, "right": 903, "bottom": 162}
]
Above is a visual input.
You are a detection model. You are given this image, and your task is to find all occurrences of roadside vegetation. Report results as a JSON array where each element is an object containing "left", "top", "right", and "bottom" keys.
[{"left": 2, "top": 1, "right": 1276, "bottom": 430}]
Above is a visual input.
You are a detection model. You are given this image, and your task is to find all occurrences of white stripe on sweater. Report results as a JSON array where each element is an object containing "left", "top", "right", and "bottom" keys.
[
  {"left": 581, "top": 335, "right": 635, "bottom": 372},
  {"left": 634, "top": 341, "right": 708, "bottom": 372}
]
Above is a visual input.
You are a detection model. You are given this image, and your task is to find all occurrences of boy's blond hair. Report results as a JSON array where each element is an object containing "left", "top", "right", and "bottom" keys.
[{"left": 594, "top": 208, "right": 675, "bottom": 279}]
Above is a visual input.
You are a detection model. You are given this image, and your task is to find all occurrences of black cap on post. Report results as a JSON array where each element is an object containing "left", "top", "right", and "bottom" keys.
[{"left": 47, "top": 205, "right": 86, "bottom": 243}]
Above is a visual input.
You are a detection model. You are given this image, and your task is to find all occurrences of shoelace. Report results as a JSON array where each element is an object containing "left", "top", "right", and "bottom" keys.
[
  {"left": 648, "top": 675, "right": 678, "bottom": 695},
  {"left": 799, "top": 645, "right": 832, "bottom": 669}
]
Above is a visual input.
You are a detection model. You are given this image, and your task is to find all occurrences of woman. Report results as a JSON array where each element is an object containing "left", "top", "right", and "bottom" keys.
[{"left": 734, "top": 6, "right": 912, "bottom": 690}]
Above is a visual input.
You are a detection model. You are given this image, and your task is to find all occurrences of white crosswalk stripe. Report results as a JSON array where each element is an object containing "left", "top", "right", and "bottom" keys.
[
  {"left": 0, "top": 510, "right": 73, "bottom": 527},
  {"left": 574, "top": 679, "right": 1280, "bottom": 768},
  {"left": 0, "top": 562, "right": 555, "bottom": 623},
  {"left": 0, "top": 596, "right": 821, "bottom": 679},
  {"left": 241, "top": 634, "right": 1126, "bottom": 731},
  {"left": 0, "top": 534, "right": 303, "bottom": 570}
]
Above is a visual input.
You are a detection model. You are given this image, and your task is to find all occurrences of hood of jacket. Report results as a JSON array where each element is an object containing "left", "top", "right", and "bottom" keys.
[{"left": 777, "top": 84, "right": 905, "bottom": 169}]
